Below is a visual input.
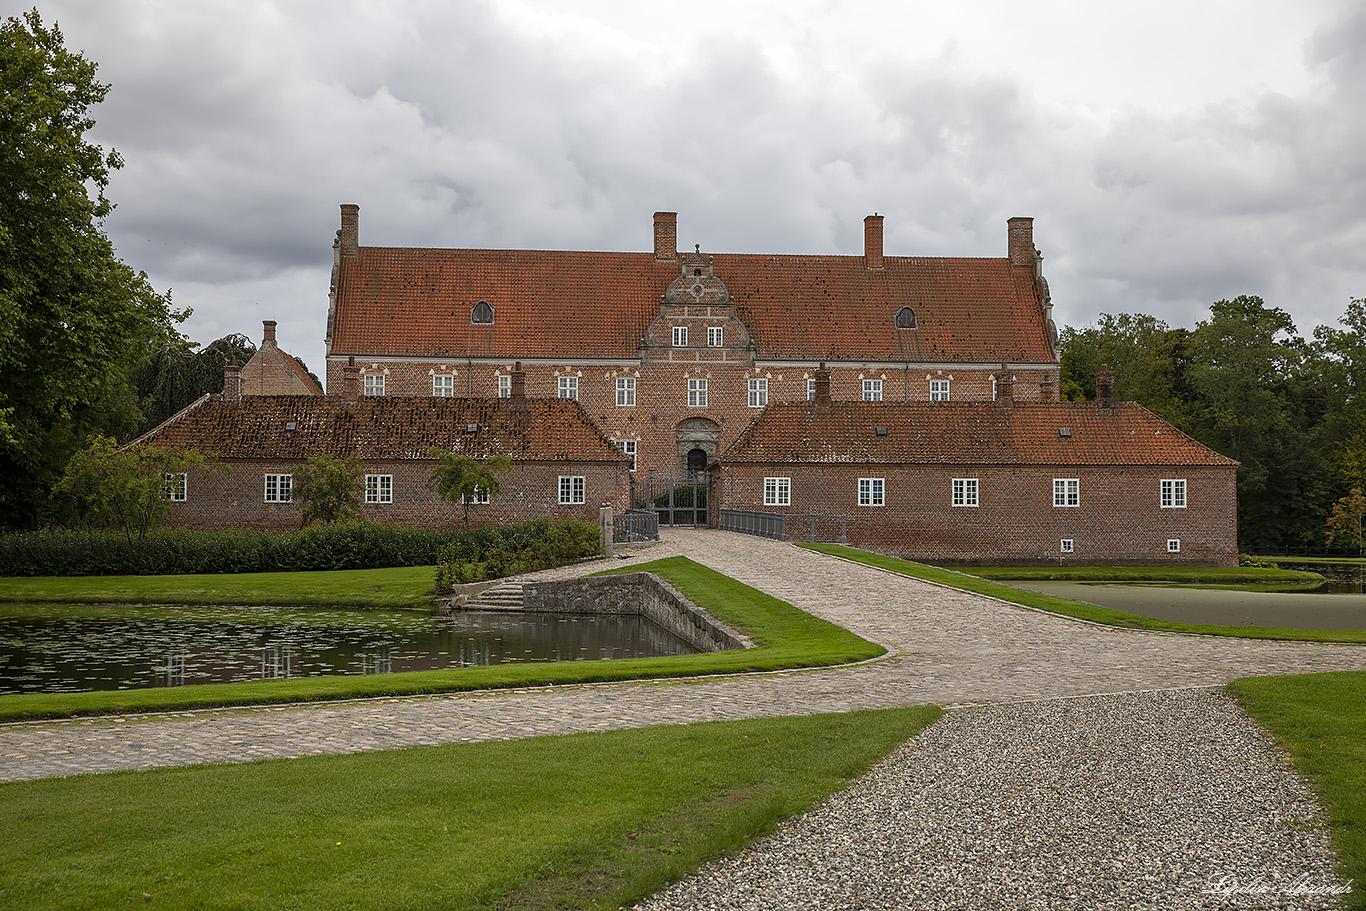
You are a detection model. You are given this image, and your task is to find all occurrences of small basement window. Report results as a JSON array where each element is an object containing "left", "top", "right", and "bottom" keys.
[
  {"left": 1168, "top": 539, "right": 1181, "bottom": 553},
  {"left": 471, "top": 301, "right": 494, "bottom": 324},
  {"left": 1060, "top": 538, "right": 1074, "bottom": 553},
  {"left": 895, "top": 307, "right": 917, "bottom": 329}
]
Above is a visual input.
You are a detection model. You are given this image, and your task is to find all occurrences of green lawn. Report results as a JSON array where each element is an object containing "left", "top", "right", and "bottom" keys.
[
  {"left": 0, "top": 557, "right": 884, "bottom": 722},
  {"left": 1230, "top": 671, "right": 1366, "bottom": 909},
  {"left": 968, "top": 564, "right": 1324, "bottom": 585},
  {"left": 800, "top": 544, "right": 1366, "bottom": 644},
  {"left": 0, "top": 565, "right": 438, "bottom": 609},
  {"left": 0, "top": 706, "right": 940, "bottom": 911}
]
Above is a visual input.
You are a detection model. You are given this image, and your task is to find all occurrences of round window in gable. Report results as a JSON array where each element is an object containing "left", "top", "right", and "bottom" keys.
[
  {"left": 895, "top": 306, "right": 917, "bottom": 329},
  {"left": 471, "top": 301, "right": 494, "bottom": 325}
]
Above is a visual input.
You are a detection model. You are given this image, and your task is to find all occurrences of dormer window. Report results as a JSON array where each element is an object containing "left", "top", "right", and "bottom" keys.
[
  {"left": 895, "top": 307, "right": 917, "bottom": 329},
  {"left": 471, "top": 301, "right": 494, "bottom": 325}
]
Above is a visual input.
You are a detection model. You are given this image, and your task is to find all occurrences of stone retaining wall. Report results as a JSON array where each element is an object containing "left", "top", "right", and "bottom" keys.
[{"left": 522, "top": 573, "right": 752, "bottom": 653}]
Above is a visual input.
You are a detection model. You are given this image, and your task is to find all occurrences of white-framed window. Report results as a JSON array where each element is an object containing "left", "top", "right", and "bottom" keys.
[
  {"left": 1161, "top": 479, "right": 1187, "bottom": 509},
  {"left": 930, "top": 379, "right": 950, "bottom": 401},
  {"left": 364, "top": 374, "right": 385, "bottom": 396},
  {"left": 464, "top": 486, "right": 490, "bottom": 505},
  {"left": 858, "top": 477, "right": 884, "bottom": 507},
  {"left": 688, "top": 378, "right": 708, "bottom": 408},
  {"left": 264, "top": 474, "right": 292, "bottom": 503},
  {"left": 862, "top": 379, "right": 883, "bottom": 402},
  {"left": 559, "top": 475, "right": 586, "bottom": 505},
  {"left": 807, "top": 378, "right": 817, "bottom": 401},
  {"left": 1168, "top": 538, "right": 1181, "bottom": 553},
  {"left": 1053, "top": 478, "right": 1079, "bottom": 508},
  {"left": 557, "top": 376, "right": 578, "bottom": 400},
  {"left": 748, "top": 378, "right": 768, "bottom": 408},
  {"left": 616, "top": 377, "right": 636, "bottom": 407},
  {"left": 1060, "top": 538, "right": 1074, "bottom": 553},
  {"left": 708, "top": 326, "right": 723, "bottom": 347},
  {"left": 365, "top": 474, "right": 393, "bottom": 504},
  {"left": 764, "top": 476, "right": 791, "bottom": 507},
  {"left": 672, "top": 326, "right": 687, "bottom": 347},
  {"left": 432, "top": 374, "right": 454, "bottom": 397},
  {"left": 613, "top": 439, "right": 637, "bottom": 472},
  {"left": 497, "top": 374, "right": 511, "bottom": 398},
  {"left": 952, "top": 478, "right": 978, "bottom": 507},
  {"left": 163, "top": 473, "right": 187, "bottom": 502}
]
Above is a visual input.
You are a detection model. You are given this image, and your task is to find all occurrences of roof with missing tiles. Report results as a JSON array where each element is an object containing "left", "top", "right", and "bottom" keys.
[
  {"left": 718, "top": 401, "right": 1238, "bottom": 467},
  {"left": 131, "top": 395, "right": 628, "bottom": 463},
  {"left": 328, "top": 246, "right": 1057, "bottom": 364}
]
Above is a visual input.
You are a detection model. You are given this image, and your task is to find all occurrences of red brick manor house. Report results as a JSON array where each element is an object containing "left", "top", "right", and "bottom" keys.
[{"left": 138, "top": 205, "right": 1238, "bottom": 565}]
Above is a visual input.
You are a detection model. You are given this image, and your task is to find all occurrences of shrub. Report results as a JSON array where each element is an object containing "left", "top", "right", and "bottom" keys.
[
  {"left": 0, "top": 520, "right": 593, "bottom": 577},
  {"left": 431, "top": 519, "right": 600, "bottom": 593},
  {"left": 1239, "top": 553, "right": 1280, "bottom": 569}
]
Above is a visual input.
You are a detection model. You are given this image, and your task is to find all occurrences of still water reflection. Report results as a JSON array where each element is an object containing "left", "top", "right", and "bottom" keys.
[{"left": 0, "top": 604, "right": 698, "bottom": 695}]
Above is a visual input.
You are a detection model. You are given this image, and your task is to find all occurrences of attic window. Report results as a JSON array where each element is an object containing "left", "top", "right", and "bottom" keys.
[
  {"left": 1059, "top": 428, "right": 1072, "bottom": 438},
  {"left": 285, "top": 421, "right": 297, "bottom": 431},
  {"left": 694, "top": 268, "right": 702, "bottom": 276},
  {"left": 895, "top": 307, "right": 917, "bottom": 329},
  {"left": 471, "top": 301, "right": 494, "bottom": 325},
  {"left": 466, "top": 423, "right": 479, "bottom": 433},
  {"left": 875, "top": 427, "right": 888, "bottom": 436}
]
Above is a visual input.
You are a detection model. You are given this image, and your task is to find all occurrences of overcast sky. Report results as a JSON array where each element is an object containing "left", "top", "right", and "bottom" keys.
[{"left": 32, "top": 0, "right": 1366, "bottom": 378}]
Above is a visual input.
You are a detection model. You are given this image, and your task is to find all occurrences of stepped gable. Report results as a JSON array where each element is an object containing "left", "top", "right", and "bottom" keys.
[
  {"left": 329, "top": 247, "right": 1055, "bottom": 364},
  {"left": 131, "top": 395, "right": 627, "bottom": 464},
  {"left": 719, "top": 401, "right": 1238, "bottom": 467}
]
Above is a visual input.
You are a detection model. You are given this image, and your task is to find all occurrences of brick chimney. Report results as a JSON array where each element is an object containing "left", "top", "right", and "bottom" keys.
[
  {"left": 864, "top": 214, "right": 884, "bottom": 270},
  {"left": 1096, "top": 364, "right": 1115, "bottom": 409},
  {"left": 812, "top": 362, "right": 832, "bottom": 409},
  {"left": 509, "top": 361, "right": 527, "bottom": 410},
  {"left": 222, "top": 356, "right": 241, "bottom": 404},
  {"left": 994, "top": 363, "right": 1014, "bottom": 408},
  {"left": 342, "top": 356, "right": 361, "bottom": 402},
  {"left": 339, "top": 204, "right": 360, "bottom": 257},
  {"left": 262, "top": 320, "right": 277, "bottom": 346},
  {"left": 1007, "top": 216, "right": 1034, "bottom": 267},
  {"left": 653, "top": 212, "right": 677, "bottom": 261}
]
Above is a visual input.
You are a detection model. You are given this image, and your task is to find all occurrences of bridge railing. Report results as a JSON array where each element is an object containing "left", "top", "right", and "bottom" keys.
[
  {"left": 717, "top": 510, "right": 846, "bottom": 544},
  {"left": 612, "top": 509, "right": 660, "bottom": 544}
]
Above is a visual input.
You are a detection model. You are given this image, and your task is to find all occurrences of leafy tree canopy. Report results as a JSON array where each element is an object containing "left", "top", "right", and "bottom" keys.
[
  {"left": 55, "top": 435, "right": 215, "bottom": 544},
  {"left": 293, "top": 453, "right": 363, "bottom": 527},
  {"left": 427, "top": 450, "right": 512, "bottom": 526},
  {"left": 0, "top": 10, "right": 187, "bottom": 527}
]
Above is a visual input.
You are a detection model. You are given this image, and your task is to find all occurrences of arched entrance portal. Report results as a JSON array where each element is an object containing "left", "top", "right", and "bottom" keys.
[{"left": 676, "top": 418, "right": 719, "bottom": 472}]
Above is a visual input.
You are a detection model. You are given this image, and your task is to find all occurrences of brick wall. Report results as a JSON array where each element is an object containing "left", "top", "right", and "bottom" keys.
[
  {"left": 163, "top": 459, "right": 630, "bottom": 531},
  {"left": 714, "top": 463, "right": 1238, "bottom": 566},
  {"left": 324, "top": 358, "right": 1062, "bottom": 478}
]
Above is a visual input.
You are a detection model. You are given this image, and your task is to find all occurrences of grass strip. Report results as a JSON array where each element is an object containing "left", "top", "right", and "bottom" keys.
[
  {"left": 967, "top": 565, "right": 1324, "bottom": 585},
  {"left": 0, "top": 557, "right": 883, "bottom": 722},
  {"left": 1262, "top": 555, "right": 1366, "bottom": 566},
  {"left": 1229, "top": 671, "right": 1366, "bottom": 907},
  {"left": 799, "top": 543, "right": 1366, "bottom": 644},
  {"left": 0, "top": 706, "right": 939, "bottom": 911},
  {"left": 0, "top": 565, "right": 440, "bottom": 609}
]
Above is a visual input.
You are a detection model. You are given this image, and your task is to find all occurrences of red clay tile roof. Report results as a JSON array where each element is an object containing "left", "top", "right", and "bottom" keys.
[
  {"left": 330, "top": 247, "right": 1056, "bottom": 363},
  {"left": 281, "top": 351, "right": 324, "bottom": 395},
  {"left": 131, "top": 395, "right": 628, "bottom": 463},
  {"left": 718, "top": 401, "right": 1238, "bottom": 467}
]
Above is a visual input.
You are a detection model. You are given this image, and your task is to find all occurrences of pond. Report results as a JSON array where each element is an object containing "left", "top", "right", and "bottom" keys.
[
  {"left": 0, "top": 604, "right": 699, "bottom": 695},
  {"left": 1275, "top": 561, "right": 1366, "bottom": 594}
]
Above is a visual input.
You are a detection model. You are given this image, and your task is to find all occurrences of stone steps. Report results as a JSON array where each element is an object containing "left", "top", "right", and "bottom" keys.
[{"left": 465, "top": 582, "right": 526, "bottom": 611}]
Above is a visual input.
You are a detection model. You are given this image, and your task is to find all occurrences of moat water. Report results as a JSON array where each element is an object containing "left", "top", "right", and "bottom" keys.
[{"left": 0, "top": 604, "right": 698, "bottom": 695}]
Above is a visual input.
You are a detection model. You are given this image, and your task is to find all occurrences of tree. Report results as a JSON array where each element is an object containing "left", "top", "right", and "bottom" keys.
[
  {"left": 0, "top": 10, "right": 187, "bottom": 528},
  {"left": 132, "top": 333, "right": 257, "bottom": 434},
  {"left": 1326, "top": 488, "right": 1366, "bottom": 554},
  {"left": 427, "top": 450, "right": 512, "bottom": 526},
  {"left": 55, "top": 435, "right": 214, "bottom": 544},
  {"left": 293, "top": 454, "right": 363, "bottom": 526},
  {"left": 1058, "top": 313, "right": 1190, "bottom": 421}
]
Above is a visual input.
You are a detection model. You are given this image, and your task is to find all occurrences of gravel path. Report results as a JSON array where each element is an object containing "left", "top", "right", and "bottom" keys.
[{"left": 633, "top": 689, "right": 1352, "bottom": 911}]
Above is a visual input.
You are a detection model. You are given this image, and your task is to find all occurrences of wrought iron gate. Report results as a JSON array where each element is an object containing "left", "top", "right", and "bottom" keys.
[{"left": 636, "top": 470, "right": 709, "bottom": 527}]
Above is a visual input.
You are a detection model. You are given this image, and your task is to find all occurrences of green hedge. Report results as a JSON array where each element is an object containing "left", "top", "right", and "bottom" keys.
[
  {"left": 433, "top": 519, "right": 601, "bottom": 590},
  {"left": 0, "top": 520, "right": 599, "bottom": 577}
]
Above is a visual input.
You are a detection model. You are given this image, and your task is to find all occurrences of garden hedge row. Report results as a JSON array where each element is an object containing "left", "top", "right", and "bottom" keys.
[{"left": 0, "top": 519, "right": 600, "bottom": 577}]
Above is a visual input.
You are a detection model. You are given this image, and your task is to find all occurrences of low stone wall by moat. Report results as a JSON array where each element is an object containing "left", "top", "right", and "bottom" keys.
[{"left": 518, "top": 573, "right": 753, "bottom": 653}]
